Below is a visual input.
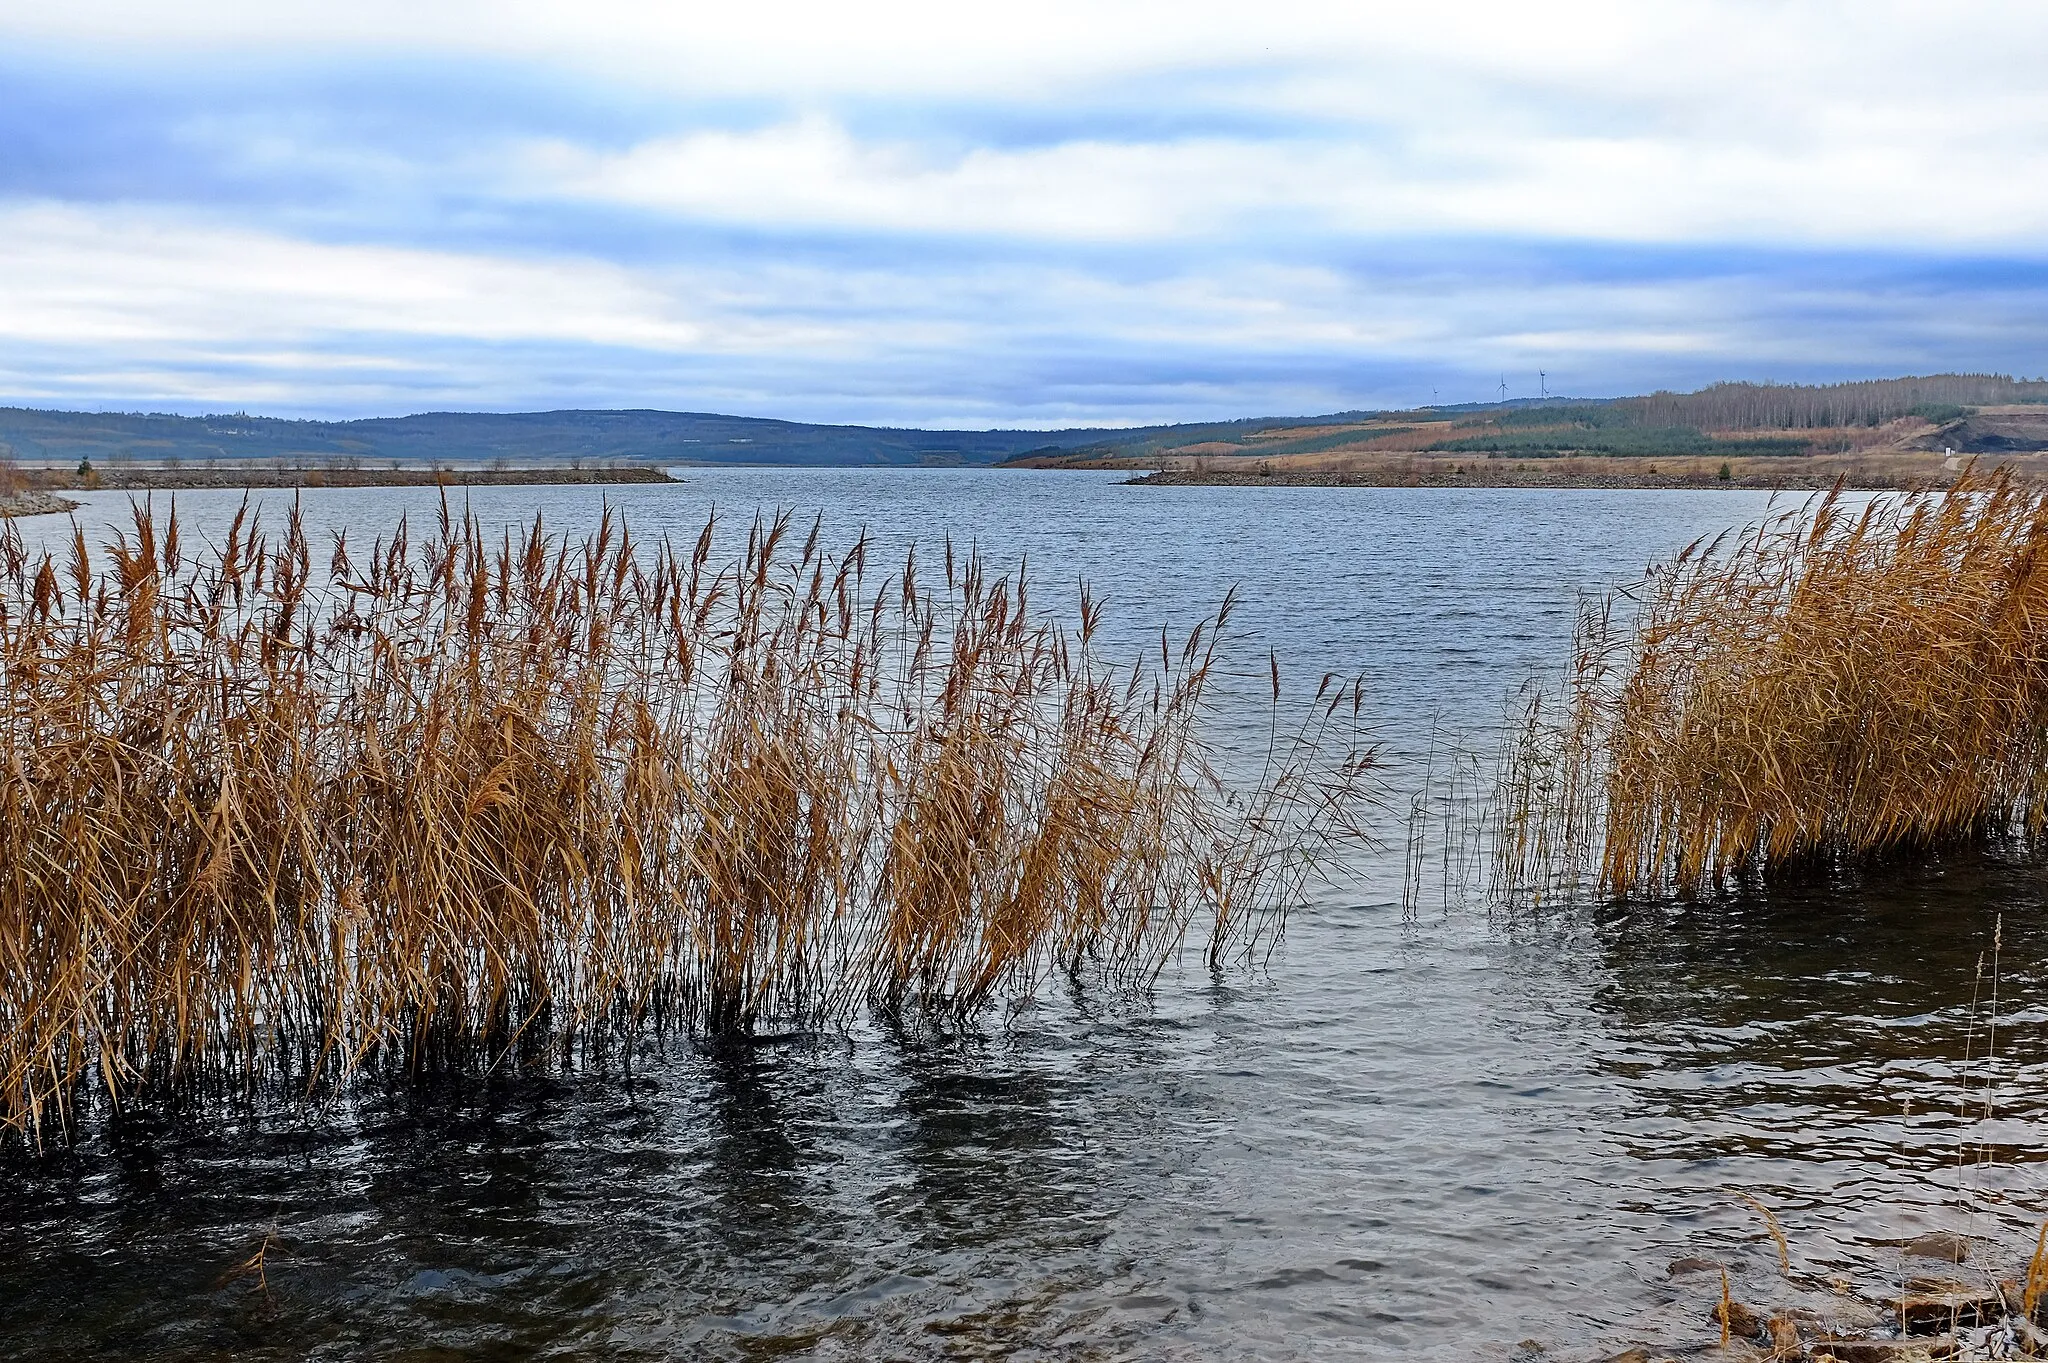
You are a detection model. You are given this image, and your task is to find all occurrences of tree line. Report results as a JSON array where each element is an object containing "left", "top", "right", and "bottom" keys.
[{"left": 1619, "top": 374, "right": 2048, "bottom": 431}]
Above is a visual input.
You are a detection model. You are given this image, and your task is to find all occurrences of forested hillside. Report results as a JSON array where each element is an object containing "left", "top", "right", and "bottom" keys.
[{"left": 1621, "top": 374, "right": 2048, "bottom": 430}]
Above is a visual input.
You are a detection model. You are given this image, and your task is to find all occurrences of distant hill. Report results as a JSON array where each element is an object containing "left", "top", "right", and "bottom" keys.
[
  {"left": 0, "top": 406, "right": 1375, "bottom": 470},
  {"left": 7, "top": 376, "right": 2041, "bottom": 472},
  {"left": 1010, "top": 374, "right": 2048, "bottom": 466}
]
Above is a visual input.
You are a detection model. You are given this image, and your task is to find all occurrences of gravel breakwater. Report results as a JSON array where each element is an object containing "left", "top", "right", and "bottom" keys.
[{"left": 0, "top": 491, "right": 81, "bottom": 518}]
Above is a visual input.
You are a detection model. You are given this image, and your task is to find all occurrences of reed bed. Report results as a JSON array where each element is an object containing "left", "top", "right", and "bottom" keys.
[
  {"left": 1495, "top": 469, "right": 2048, "bottom": 902},
  {"left": 0, "top": 500, "right": 1375, "bottom": 1141}
]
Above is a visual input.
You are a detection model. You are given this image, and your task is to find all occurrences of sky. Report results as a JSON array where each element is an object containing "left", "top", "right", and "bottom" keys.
[{"left": 2, "top": 0, "right": 2046, "bottom": 427}]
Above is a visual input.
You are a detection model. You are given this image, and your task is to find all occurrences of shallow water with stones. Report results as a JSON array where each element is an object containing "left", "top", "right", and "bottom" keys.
[{"left": 3, "top": 470, "right": 2043, "bottom": 1360}]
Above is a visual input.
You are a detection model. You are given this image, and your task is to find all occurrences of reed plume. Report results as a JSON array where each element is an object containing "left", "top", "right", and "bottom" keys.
[
  {"left": 1496, "top": 468, "right": 2048, "bottom": 900},
  {"left": 0, "top": 500, "right": 1375, "bottom": 1141}
]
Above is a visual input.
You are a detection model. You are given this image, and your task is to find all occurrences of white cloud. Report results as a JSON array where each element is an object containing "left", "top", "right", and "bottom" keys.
[
  {"left": 6, "top": 199, "right": 2034, "bottom": 422},
  {"left": 528, "top": 120, "right": 1314, "bottom": 241},
  {"left": 0, "top": 201, "right": 1723, "bottom": 362},
  {"left": 9, "top": 1, "right": 2047, "bottom": 113},
  {"left": 525, "top": 104, "right": 2048, "bottom": 248},
  {"left": 0, "top": 203, "right": 711, "bottom": 349},
  {"left": 254, "top": 0, "right": 2019, "bottom": 251},
  {"left": 5, "top": 1, "right": 2048, "bottom": 416}
]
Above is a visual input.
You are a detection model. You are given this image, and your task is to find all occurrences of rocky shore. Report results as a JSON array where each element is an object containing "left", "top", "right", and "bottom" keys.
[{"left": 0, "top": 491, "right": 82, "bottom": 518}]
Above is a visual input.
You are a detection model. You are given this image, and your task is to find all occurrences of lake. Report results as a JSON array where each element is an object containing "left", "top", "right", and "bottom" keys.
[{"left": 3, "top": 470, "right": 2042, "bottom": 1360}]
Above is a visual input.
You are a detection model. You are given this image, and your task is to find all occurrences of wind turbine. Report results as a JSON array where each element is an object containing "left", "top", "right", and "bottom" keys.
[
  {"left": 1498, "top": 373, "right": 1508, "bottom": 404},
  {"left": 1540, "top": 371, "right": 1548, "bottom": 400}
]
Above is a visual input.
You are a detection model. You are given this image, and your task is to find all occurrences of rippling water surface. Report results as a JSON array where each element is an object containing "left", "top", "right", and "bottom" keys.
[{"left": 4, "top": 471, "right": 2044, "bottom": 1360}]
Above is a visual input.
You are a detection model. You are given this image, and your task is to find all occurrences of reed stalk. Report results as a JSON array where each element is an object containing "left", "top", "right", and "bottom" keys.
[
  {"left": 0, "top": 501, "right": 1377, "bottom": 1141},
  {"left": 1495, "top": 468, "right": 2048, "bottom": 900}
]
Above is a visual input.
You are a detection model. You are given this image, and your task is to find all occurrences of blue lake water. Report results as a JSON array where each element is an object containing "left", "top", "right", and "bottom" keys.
[{"left": 3, "top": 470, "right": 2044, "bottom": 1360}]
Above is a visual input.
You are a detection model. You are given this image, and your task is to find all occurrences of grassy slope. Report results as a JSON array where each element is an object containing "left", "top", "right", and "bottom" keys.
[{"left": 1013, "top": 395, "right": 2048, "bottom": 484}]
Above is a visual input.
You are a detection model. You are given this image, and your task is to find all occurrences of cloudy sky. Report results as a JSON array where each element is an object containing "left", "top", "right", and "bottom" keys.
[{"left": 2, "top": 1, "right": 2045, "bottom": 425}]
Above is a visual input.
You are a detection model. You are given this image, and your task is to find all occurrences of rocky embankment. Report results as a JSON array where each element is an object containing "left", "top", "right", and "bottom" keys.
[{"left": 0, "top": 491, "right": 81, "bottom": 518}]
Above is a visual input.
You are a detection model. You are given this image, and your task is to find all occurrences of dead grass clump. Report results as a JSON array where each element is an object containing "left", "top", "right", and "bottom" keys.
[
  {"left": 1496, "top": 469, "right": 2048, "bottom": 900},
  {"left": 0, "top": 501, "right": 1377, "bottom": 1141}
]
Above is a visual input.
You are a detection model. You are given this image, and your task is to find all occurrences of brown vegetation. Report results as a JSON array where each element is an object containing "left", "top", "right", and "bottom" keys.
[
  {"left": 1127, "top": 449, "right": 2012, "bottom": 490},
  {"left": 0, "top": 458, "right": 80, "bottom": 519},
  {"left": 1010, "top": 374, "right": 2048, "bottom": 481},
  {"left": 0, "top": 501, "right": 1376, "bottom": 1142},
  {"left": 1495, "top": 469, "right": 2048, "bottom": 901}
]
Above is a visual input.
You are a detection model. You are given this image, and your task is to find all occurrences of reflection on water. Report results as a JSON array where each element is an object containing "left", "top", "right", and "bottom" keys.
[
  {"left": 1600, "top": 855, "right": 2048, "bottom": 1156},
  {"left": 6, "top": 993, "right": 1254, "bottom": 1361},
  {"left": 3, "top": 473, "right": 2045, "bottom": 1359},
  {"left": 1589, "top": 851, "right": 2048, "bottom": 1296}
]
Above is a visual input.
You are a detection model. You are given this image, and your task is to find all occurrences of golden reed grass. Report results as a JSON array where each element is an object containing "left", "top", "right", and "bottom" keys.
[
  {"left": 0, "top": 500, "right": 1375, "bottom": 1141},
  {"left": 1496, "top": 468, "right": 2048, "bottom": 901}
]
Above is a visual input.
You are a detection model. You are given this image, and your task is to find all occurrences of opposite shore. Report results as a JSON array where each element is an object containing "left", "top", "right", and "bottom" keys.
[
  {"left": 0, "top": 463, "right": 678, "bottom": 518},
  {"left": 1125, "top": 464, "right": 1882, "bottom": 490},
  {"left": 1083, "top": 449, "right": 2031, "bottom": 491}
]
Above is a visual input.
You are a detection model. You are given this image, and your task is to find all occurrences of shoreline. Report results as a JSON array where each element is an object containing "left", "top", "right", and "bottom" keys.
[
  {"left": 1126, "top": 467, "right": 1924, "bottom": 491},
  {"left": 0, "top": 491, "right": 83, "bottom": 519},
  {"left": 10, "top": 464, "right": 678, "bottom": 496}
]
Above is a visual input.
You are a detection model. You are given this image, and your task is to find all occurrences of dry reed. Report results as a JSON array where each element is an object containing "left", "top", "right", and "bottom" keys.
[
  {"left": 2023, "top": 1223, "right": 2048, "bottom": 1320},
  {"left": 1495, "top": 468, "right": 2048, "bottom": 901},
  {"left": 0, "top": 500, "right": 1376, "bottom": 1141},
  {"left": 1737, "top": 1192, "right": 1793, "bottom": 1277}
]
